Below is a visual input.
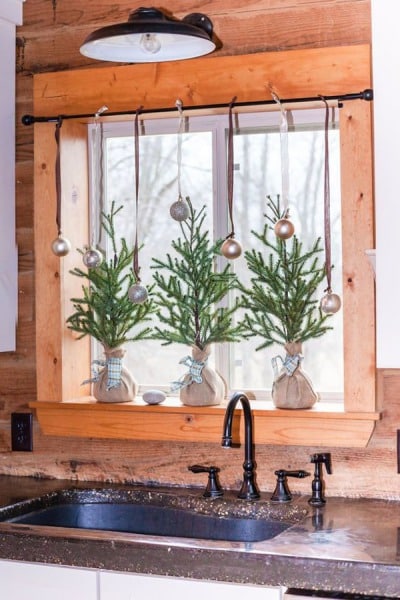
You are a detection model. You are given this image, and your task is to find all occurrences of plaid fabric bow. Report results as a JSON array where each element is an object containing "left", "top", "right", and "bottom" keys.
[
  {"left": 272, "top": 352, "right": 303, "bottom": 378},
  {"left": 83, "top": 356, "right": 123, "bottom": 390},
  {"left": 170, "top": 355, "right": 208, "bottom": 392}
]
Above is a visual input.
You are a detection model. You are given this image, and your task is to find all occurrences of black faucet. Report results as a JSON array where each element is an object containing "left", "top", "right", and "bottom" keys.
[{"left": 221, "top": 392, "right": 260, "bottom": 500}]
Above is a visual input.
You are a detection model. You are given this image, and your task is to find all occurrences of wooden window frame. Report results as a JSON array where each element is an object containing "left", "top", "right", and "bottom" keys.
[{"left": 30, "top": 44, "right": 379, "bottom": 447}]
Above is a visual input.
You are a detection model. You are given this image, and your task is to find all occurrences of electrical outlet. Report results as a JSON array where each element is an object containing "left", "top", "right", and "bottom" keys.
[{"left": 11, "top": 413, "right": 33, "bottom": 452}]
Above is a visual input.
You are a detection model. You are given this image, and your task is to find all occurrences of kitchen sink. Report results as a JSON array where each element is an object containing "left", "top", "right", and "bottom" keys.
[
  {"left": 0, "top": 487, "right": 307, "bottom": 543},
  {"left": 5, "top": 502, "right": 290, "bottom": 542}
]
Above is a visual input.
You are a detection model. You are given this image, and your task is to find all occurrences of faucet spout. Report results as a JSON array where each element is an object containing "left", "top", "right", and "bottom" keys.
[{"left": 221, "top": 392, "right": 260, "bottom": 500}]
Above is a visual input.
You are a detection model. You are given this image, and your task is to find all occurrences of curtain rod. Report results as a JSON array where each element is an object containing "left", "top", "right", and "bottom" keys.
[{"left": 21, "top": 88, "right": 373, "bottom": 125}]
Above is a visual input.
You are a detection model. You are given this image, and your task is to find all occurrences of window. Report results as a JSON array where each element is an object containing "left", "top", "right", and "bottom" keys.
[
  {"left": 32, "top": 45, "right": 377, "bottom": 446},
  {"left": 94, "top": 108, "right": 342, "bottom": 400}
]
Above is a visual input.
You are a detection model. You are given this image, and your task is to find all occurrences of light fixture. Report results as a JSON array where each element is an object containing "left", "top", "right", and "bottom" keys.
[{"left": 80, "top": 7, "right": 219, "bottom": 63}]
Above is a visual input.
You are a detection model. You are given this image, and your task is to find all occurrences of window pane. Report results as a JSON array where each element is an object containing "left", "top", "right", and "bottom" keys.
[
  {"left": 104, "top": 130, "right": 213, "bottom": 386},
  {"left": 231, "top": 124, "right": 343, "bottom": 396}
]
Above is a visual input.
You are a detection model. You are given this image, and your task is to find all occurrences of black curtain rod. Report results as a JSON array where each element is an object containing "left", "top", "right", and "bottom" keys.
[{"left": 22, "top": 88, "right": 373, "bottom": 125}]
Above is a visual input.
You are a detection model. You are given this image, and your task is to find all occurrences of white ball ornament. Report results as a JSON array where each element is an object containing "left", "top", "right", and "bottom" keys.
[
  {"left": 221, "top": 237, "right": 242, "bottom": 260},
  {"left": 82, "top": 248, "right": 103, "bottom": 269},
  {"left": 51, "top": 235, "right": 71, "bottom": 257},
  {"left": 274, "top": 218, "right": 295, "bottom": 240},
  {"left": 128, "top": 283, "right": 148, "bottom": 304},
  {"left": 170, "top": 199, "right": 189, "bottom": 222},
  {"left": 320, "top": 291, "right": 341, "bottom": 314}
]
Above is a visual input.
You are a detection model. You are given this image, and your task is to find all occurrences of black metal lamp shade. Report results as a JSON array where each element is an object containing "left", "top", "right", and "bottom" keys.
[{"left": 80, "top": 7, "right": 218, "bottom": 63}]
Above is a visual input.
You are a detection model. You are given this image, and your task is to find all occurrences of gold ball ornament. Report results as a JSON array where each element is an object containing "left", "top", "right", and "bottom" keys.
[
  {"left": 320, "top": 291, "right": 342, "bottom": 314},
  {"left": 221, "top": 237, "right": 243, "bottom": 260},
  {"left": 82, "top": 248, "right": 103, "bottom": 269},
  {"left": 51, "top": 235, "right": 71, "bottom": 257},
  {"left": 170, "top": 199, "right": 189, "bottom": 222},
  {"left": 128, "top": 283, "right": 148, "bottom": 304},
  {"left": 274, "top": 218, "right": 295, "bottom": 240}
]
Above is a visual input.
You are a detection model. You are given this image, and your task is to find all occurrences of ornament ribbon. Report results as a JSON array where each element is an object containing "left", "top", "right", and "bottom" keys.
[
  {"left": 272, "top": 352, "right": 303, "bottom": 378},
  {"left": 321, "top": 96, "right": 333, "bottom": 293},
  {"left": 54, "top": 116, "right": 63, "bottom": 237},
  {"left": 133, "top": 106, "right": 144, "bottom": 283},
  {"left": 176, "top": 98, "right": 185, "bottom": 201},
  {"left": 170, "top": 355, "right": 208, "bottom": 391},
  {"left": 271, "top": 89, "right": 290, "bottom": 216},
  {"left": 92, "top": 105, "right": 108, "bottom": 248},
  {"left": 225, "top": 96, "right": 237, "bottom": 240},
  {"left": 83, "top": 356, "right": 123, "bottom": 390}
]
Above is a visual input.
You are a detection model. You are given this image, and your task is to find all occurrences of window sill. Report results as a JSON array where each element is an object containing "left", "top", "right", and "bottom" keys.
[{"left": 29, "top": 398, "right": 380, "bottom": 448}]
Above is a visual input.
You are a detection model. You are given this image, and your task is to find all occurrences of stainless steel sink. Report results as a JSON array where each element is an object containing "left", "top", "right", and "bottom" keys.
[
  {"left": 5, "top": 502, "right": 290, "bottom": 542},
  {"left": 0, "top": 487, "right": 307, "bottom": 543}
]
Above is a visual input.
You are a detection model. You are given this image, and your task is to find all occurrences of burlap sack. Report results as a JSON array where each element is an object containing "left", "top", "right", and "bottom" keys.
[
  {"left": 93, "top": 346, "right": 138, "bottom": 403},
  {"left": 271, "top": 342, "right": 318, "bottom": 409},
  {"left": 179, "top": 345, "right": 226, "bottom": 407}
]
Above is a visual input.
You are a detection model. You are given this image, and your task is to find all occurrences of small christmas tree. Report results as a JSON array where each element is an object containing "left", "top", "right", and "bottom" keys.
[
  {"left": 150, "top": 198, "right": 242, "bottom": 406},
  {"left": 67, "top": 202, "right": 155, "bottom": 349},
  {"left": 151, "top": 198, "right": 242, "bottom": 349},
  {"left": 241, "top": 196, "right": 332, "bottom": 349}
]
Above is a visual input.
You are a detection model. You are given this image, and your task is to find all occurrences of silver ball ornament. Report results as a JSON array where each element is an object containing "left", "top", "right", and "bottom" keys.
[
  {"left": 320, "top": 291, "right": 342, "bottom": 314},
  {"left": 221, "top": 237, "right": 243, "bottom": 260},
  {"left": 170, "top": 199, "right": 189, "bottom": 222},
  {"left": 128, "top": 283, "right": 148, "bottom": 304},
  {"left": 51, "top": 235, "right": 71, "bottom": 257},
  {"left": 274, "top": 218, "right": 295, "bottom": 240},
  {"left": 82, "top": 248, "right": 103, "bottom": 269}
]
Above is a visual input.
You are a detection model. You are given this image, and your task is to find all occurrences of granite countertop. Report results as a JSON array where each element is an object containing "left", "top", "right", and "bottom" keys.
[{"left": 0, "top": 476, "right": 398, "bottom": 598}]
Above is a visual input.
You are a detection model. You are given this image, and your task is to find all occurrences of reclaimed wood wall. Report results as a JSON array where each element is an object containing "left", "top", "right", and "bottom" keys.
[{"left": 2, "top": 0, "right": 400, "bottom": 500}]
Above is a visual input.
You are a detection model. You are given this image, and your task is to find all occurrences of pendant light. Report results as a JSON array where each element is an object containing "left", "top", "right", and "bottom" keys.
[{"left": 80, "top": 7, "right": 218, "bottom": 63}]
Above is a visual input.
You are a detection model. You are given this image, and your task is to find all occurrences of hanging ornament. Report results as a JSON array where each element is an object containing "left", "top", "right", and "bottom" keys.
[
  {"left": 274, "top": 217, "right": 295, "bottom": 240},
  {"left": 51, "top": 117, "right": 72, "bottom": 257},
  {"left": 170, "top": 196, "right": 190, "bottom": 221},
  {"left": 82, "top": 246, "right": 103, "bottom": 268},
  {"left": 320, "top": 291, "right": 341, "bottom": 314},
  {"left": 128, "top": 283, "right": 148, "bottom": 304},
  {"left": 170, "top": 99, "right": 189, "bottom": 222},
  {"left": 221, "top": 97, "right": 242, "bottom": 260},
  {"left": 51, "top": 234, "right": 71, "bottom": 257},
  {"left": 319, "top": 98, "right": 341, "bottom": 314},
  {"left": 271, "top": 89, "right": 294, "bottom": 240},
  {"left": 128, "top": 106, "right": 149, "bottom": 305}
]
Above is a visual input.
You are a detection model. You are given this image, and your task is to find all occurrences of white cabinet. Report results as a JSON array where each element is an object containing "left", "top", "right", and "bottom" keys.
[
  {"left": 0, "top": 559, "right": 97, "bottom": 600},
  {"left": 100, "top": 571, "right": 283, "bottom": 600}
]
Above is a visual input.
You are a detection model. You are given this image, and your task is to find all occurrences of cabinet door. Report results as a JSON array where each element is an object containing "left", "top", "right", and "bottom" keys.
[
  {"left": 0, "top": 560, "right": 97, "bottom": 600},
  {"left": 100, "top": 571, "right": 282, "bottom": 600}
]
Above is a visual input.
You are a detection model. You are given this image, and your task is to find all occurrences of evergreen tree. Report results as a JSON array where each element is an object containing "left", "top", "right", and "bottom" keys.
[
  {"left": 67, "top": 202, "right": 155, "bottom": 348},
  {"left": 241, "top": 196, "right": 332, "bottom": 350},
  {"left": 150, "top": 198, "right": 242, "bottom": 350}
]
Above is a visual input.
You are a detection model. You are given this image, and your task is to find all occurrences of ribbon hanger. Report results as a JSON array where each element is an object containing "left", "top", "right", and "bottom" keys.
[
  {"left": 270, "top": 88, "right": 295, "bottom": 240},
  {"left": 82, "top": 105, "right": 108, "bottom": 268},
  {"left": 51, "top": 116, "right": 71, "bottom": 257},
  {"left": 127, "top": 106, "right": 149, "bottom": 304},
  {"left": 220, "top": 96, "right": 243, "bottom": 260},
  {"left": 169, "top": 99, "right": 189, "bottom": 221},
  {"left": 320, "top": 98, "right": 341, "bottom": 314}
]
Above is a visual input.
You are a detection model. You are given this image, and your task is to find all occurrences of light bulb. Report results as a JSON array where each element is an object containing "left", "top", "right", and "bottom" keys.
[{"left": 140, "top": 33, "right": 161, "bottom": 55}]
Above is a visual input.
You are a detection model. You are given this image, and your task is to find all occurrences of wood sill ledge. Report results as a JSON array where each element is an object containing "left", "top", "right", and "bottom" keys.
[{"left": 29, "top": 398, "right": 380, "bottom": 448}]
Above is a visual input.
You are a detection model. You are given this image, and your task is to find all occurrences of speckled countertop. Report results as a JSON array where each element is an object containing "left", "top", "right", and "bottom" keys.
[{"left": 0, "top": 476, "right": 399, "bottom": 598}]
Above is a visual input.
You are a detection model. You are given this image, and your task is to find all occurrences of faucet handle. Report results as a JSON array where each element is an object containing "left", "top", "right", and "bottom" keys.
[
  {"left": 188, "top": 464, "right": 224, "bottom": 498},
  {"left": 271, "top": 469, "right": 310, "bottom": 502}
]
